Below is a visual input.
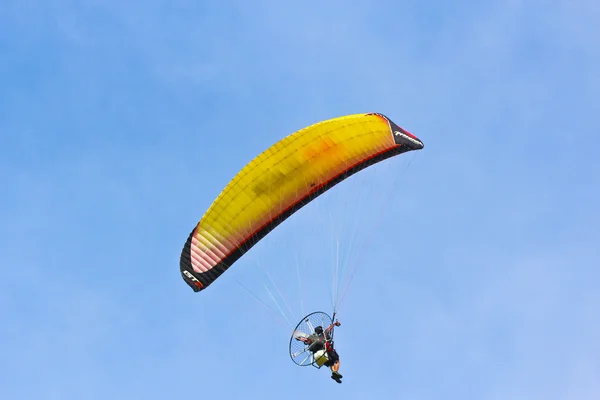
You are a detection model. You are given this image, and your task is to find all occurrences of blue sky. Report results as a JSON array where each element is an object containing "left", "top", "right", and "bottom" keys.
[{"left": 1, "top": 0, "right": 599, "bottom": 399}]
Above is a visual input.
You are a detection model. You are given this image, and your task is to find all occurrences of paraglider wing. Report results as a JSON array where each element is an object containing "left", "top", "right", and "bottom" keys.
[{"left": 179, "top": 112, "right": 424, "bottom": 292}]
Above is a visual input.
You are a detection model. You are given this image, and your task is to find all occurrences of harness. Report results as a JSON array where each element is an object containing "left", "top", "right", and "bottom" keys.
[
  {"left": 323, "top": 328, "right": 335, "bottom": 353},
  {"left": 326, "top": 339, "right": 334, "bottom": 352}
]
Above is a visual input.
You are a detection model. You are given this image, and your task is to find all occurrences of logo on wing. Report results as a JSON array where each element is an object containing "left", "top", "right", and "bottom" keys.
[{"left": 394, "top": 130, "right": 423, "bottom": 147}]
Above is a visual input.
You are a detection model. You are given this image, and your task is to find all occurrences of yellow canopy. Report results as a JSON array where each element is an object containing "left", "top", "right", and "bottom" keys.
[{"left": 180, "top": 112, "right": 424, "bottom": 292}]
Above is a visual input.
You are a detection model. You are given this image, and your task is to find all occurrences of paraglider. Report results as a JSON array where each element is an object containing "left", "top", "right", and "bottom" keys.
[
  {"left": 178, "top": 112, "right": 424, "bottom": 381},
  {"left": 290, "top": 312, "right": 343, "bottom": 382},
  {"left": 179, "top": 112, "right": 424, "bottom": 292}
]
